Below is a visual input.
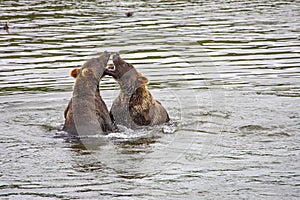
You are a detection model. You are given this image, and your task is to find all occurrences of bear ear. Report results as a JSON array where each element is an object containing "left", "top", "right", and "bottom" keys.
[
  {"left": 70, "top": 68, "right": 79, "bottom": 78},
  {"left": 138, "top": 73, "right": 149, "bottom": 85}
]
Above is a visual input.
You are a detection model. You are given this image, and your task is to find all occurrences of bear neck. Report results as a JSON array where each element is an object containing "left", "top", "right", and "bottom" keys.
[
  {"left": 75, "top": 74, "right": 99, "bottom": 91},
  {"left": 71, "top": 76, "right": 103, "bottom": 135},
  {"left": 118, "top": 69, "right": 141, "bottom": 99}
]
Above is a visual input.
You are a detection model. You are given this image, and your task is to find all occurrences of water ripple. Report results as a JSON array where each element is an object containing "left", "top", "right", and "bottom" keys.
[{"left": 0, "top": 0, "right": 299, "bottom": 199}]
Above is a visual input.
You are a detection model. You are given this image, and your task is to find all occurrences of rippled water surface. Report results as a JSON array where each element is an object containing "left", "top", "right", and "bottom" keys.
[{"left": 1, "top": 0, "right": 299, "bottom": 199}]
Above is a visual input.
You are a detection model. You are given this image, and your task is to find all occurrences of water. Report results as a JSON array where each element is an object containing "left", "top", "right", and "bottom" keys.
[{"left": 0, "top": 0, "right": 299, "bottom": 199}]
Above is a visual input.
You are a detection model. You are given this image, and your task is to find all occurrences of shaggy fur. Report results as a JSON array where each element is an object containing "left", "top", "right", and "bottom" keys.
[{"left": 105, "top": 53, "right": 169, "bottom": 129}]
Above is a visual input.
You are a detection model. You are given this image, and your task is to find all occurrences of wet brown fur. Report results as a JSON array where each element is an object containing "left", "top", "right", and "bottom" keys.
[
  {"left": 106, "top": 54, "right": 169, "bottom": 128},
  {"left": 62, "top": 53, "right": 115, "bottom": 136},
  {"left": 62, "top": 86, "right": 113, "bottom": 135}
]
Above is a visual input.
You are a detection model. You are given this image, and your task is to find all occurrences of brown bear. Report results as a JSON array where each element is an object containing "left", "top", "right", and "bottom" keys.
[
  {"left": 105, "top": 53, "right": 169, "bottom": 129},
  {"left": 62, "top": 51, "right": 115, "bottom": 136}
]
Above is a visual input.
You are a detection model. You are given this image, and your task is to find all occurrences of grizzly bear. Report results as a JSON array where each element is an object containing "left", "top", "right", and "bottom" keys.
[
  {"left": 105, "top": 53, "right": 169, "bottom": 129},
  {"left": 62, "top": 51, "right": 115, "bottom": 136}
]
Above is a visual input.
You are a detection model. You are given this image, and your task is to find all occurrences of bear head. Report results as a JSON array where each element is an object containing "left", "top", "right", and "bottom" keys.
[
  {"left": 71, "top": 51, "right": 110, "bottom": 82},
  {"left": 105, "top": 53, "right": 149, "bottom": 87}
]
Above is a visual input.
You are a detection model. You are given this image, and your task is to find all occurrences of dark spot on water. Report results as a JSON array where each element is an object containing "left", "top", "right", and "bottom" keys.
[{"left": 126, "top": 12, "right": 134, "bottom": 17}]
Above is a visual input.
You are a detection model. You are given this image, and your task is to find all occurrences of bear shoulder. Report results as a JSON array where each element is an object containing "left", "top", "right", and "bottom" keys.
[{"left": 137, "top": 72, "right": 149, "bottom": 86}]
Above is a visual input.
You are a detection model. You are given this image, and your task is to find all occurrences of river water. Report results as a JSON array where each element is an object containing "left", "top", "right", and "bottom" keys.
[{"left": 0, "top": 0, "right": 299, "bottom": 199}]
